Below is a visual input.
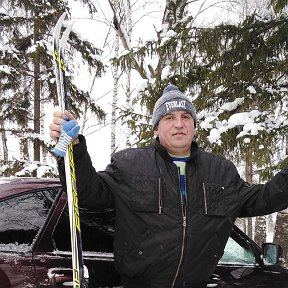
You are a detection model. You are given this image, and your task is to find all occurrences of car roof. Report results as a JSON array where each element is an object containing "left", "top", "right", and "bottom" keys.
[{"left": 0, "top": 177, "right": 62, "bottom": 199}]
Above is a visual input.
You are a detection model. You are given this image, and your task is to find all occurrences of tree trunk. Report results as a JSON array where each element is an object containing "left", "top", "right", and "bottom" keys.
[
  {"left": 40, "top": 93, "right": 46, "bottom": 165},
  {"left": 266, "top": 213, "right": 275, "bottom": 242},
  {"left": 20, "top": 137, "right": 29, "bottom": 162},
  {"left": 246, "top": 218, "right": 253, "bottom": 239},
  {"left": 245, "top": 153, "right": 254, "bottom": 239},
  {"left": 254, "top": 216, "right": 266, "bottom": 246},
  {"left": 162, "top": 0, "right": 188, "bottom": 30},
  {"left": 33, "top": 13, "right": 41, "bottom": 162},
  {"left": 274, "top": 210, "right": 288, "bottom": 267},
  {"left": 0, "top": 121, "right": 8, "bottom": 162},
  {"left": 125, "top": 0, "right": 132, "bottom": 146},
  {"left": 111, "top": 30, "right": 120, "bottom": 155}
]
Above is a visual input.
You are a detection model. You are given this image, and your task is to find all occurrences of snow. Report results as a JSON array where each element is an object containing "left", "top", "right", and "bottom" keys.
[
  {"left": 136, "top": 79, "right": 148, "bottom": 93},
  {"left": 119, "top": 49, "right": 131, "bottom": 57},
  {"left": 37, "top": 165, "right": 53, "bottom": 177},
  {"left": 200, "top": 116, "right": 217, "bottom": 130},
  {"left": 228, "top": 110, "right": 260, "bottom": 126},
  {"left": 15, "top": 163, "right": 38, "bottom": 176},
  {"left": 13, "top": 161, "right": 57, "bottom": 177},
  {"left": 199, "top": 102, "right": 273, "bottom": 144},
  {"left": 208, "top": 128, "right": 222, "bottom": 144},
  {"left": 0, "top": 243, "right": 31, "bottom": 253},
  {"left": 247, "top": 86, "right": 257, "bottom": 94},
  {"left": 219, "top": 97, "right": 244, "bottom": 112},
  {"left": 159, "top": 29, "right": 178, "bottom": 46},
  {"left": 165, "top": 29, "right": 177, "bottom": 38},
  {"left": 0, "top": 65, "right": 14, "bottom": 74},
  {"left": 161, "top": 65, "right": 171, "bottom": 80}
]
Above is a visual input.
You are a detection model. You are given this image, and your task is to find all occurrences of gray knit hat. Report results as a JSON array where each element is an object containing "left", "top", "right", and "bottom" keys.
[{"left": 151, "top": 84, "right": 197, "bottom": 130}]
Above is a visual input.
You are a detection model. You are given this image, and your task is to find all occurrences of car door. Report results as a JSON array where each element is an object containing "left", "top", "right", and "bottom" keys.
[
  {"left": 33, "top": 190, "right": 121, "bottom": 287},
  {"left": 210, "top": 227, "right": 288, "bottom": 288},
  {"left": 0, "top": 187, "right": 60, "bottom": 288}
]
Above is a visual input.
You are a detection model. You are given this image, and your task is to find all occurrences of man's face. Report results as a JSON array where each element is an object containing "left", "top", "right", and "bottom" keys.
[{"left": 154, "top": 110, "right": 195, "bottom": 155}]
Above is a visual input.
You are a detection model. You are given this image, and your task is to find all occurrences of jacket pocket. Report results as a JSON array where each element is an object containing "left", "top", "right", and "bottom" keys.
[
  {"left": 202, "top": 182, "right": 235, "bottom": 216},
  {"left": 131, "top": 176, "right": 160, "bottom": 213},
  {"left": 114, "top": 227, "right": 155, "bottom": 277}
]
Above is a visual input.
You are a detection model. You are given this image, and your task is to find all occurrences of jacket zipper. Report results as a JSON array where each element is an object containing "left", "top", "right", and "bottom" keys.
[
  {"left": 171, "top": 167, "right": 187, "bottom": 288},
  {"left": 202, "top": 182, "right": 208, "bottom": 214},
  {"left": 158, "top": 177, "right": 162, "bottom": 214}
]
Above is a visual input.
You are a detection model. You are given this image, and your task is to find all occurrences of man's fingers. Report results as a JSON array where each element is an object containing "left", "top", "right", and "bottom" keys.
[
  {"left": 64, "top": 110, "right": 76, "bottom": 120},
  {"left": 53, "top": 116, "right": 65, "bottom": 125},
  {"left": 49, "top": 123, "right": 61, "bottom": 132},
  {"left": 49, "top": 123, "right": 61, "bottom": 142},
  {"left": 52, "top": 111, "right": 76, "bottom": 125},
  {"left": 50, "top": 133, "right": 59, "bottom": 143},
  {"left": 53, "top": 111, "right": 64, "bottom": 118}
]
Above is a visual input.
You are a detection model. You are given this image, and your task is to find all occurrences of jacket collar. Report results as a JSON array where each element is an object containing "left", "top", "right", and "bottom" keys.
[{"left": 154, "top": 137, "right": 199, "bottom": 163}]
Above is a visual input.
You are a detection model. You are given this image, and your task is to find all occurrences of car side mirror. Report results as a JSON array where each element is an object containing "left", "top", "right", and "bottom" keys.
[{"left": 262, "top": 243, "right": 282, "bottom": 266}]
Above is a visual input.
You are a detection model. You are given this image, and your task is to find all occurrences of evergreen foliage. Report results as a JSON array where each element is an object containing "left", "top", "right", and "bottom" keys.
[
  {"left": 115, "top": 9, "right": 288, "bottom": 180},
  {"left": 0, "top": 0, "right": 106, "bottom": 175}
]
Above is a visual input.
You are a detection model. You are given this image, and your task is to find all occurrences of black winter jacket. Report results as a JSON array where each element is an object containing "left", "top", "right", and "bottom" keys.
[{"left": 58, "top": 135, "right": 288, "bottom": 288}]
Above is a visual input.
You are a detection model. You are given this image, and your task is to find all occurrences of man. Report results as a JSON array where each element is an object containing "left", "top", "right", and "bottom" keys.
[{"left": 49, "top": 84, "right": 288, "bottom": 288}]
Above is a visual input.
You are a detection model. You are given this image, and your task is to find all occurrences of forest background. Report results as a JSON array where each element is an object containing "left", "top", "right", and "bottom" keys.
[{"left": 1, "top": 0, "right": 288, "bottom": 266}]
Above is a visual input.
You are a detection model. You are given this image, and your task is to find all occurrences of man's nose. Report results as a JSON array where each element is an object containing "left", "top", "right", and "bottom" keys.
[{"left": 174, "top": 116, "right": 183, "bottom": 127}]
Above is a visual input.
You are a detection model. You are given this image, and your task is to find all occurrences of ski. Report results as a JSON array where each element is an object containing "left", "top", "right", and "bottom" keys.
[{"left": 53, "top": 12, "right": 85, "bottom": 288}]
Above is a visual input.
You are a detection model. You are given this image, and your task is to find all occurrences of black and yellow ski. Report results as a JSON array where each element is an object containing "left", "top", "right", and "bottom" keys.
[{"left": 52, "top": 12, "right": 85, "bottom": 288}]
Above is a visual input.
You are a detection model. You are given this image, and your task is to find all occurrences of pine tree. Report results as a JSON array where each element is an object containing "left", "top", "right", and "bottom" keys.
[
  {"left": 113, "top": 2, "right": 288, "bottom": 179},
  {"left": 0, "top": 0, "right": 106, "bottom": 175}
]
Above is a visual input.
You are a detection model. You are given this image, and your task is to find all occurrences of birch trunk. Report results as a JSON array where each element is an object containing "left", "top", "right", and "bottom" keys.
[
  {"left": 125, "top": 0, "right": 132, "bottom": 146},
  {"left": 274, "top": 209, "right": 288, "bottom": 267},
  {"left": 111, "top": 32, "right": 120, "bottom": 154}
]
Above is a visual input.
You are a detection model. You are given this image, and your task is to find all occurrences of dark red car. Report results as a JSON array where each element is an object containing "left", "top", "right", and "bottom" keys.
[{"left": 0, "top": 177, "right": 287, "bottom": 287}]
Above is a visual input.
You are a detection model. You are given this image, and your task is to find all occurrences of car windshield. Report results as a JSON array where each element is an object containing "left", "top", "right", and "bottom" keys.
[{"left": 219, "top": 237, "right": 257, "bottom": 265}]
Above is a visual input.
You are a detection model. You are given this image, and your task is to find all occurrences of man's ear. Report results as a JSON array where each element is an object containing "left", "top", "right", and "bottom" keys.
[{"left": 154, "top": 128, "right": 159, "bottom": 137}]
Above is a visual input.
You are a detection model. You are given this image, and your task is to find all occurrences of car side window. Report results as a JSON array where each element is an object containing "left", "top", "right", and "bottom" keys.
[
  {"left": 0, "top": 188, "right": 60, "bottom": 253},
  {"left": 219, "top": 237, "right": 256, "bottom": 265},
  {"left": 53, "top": 204, "right": 115, "bottom": 253}
]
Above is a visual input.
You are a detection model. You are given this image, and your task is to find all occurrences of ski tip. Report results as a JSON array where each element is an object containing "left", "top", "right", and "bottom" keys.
[
  {"left": 58, "top": 11, "right": 68, "bottom": 24},
  {"left": 59, "top": 22, "right": 74, "bottom": 49},
  {"left": 53, "top": 12, "right": 68, "bottom": 39}
]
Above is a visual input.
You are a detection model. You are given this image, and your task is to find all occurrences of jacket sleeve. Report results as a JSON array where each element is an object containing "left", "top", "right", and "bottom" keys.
[
  {"left": 239, "top": 168, "right": 288, "bottom": 217},
  {"left": 57, "top": 134, "right": 115, "bottom": 209}
]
